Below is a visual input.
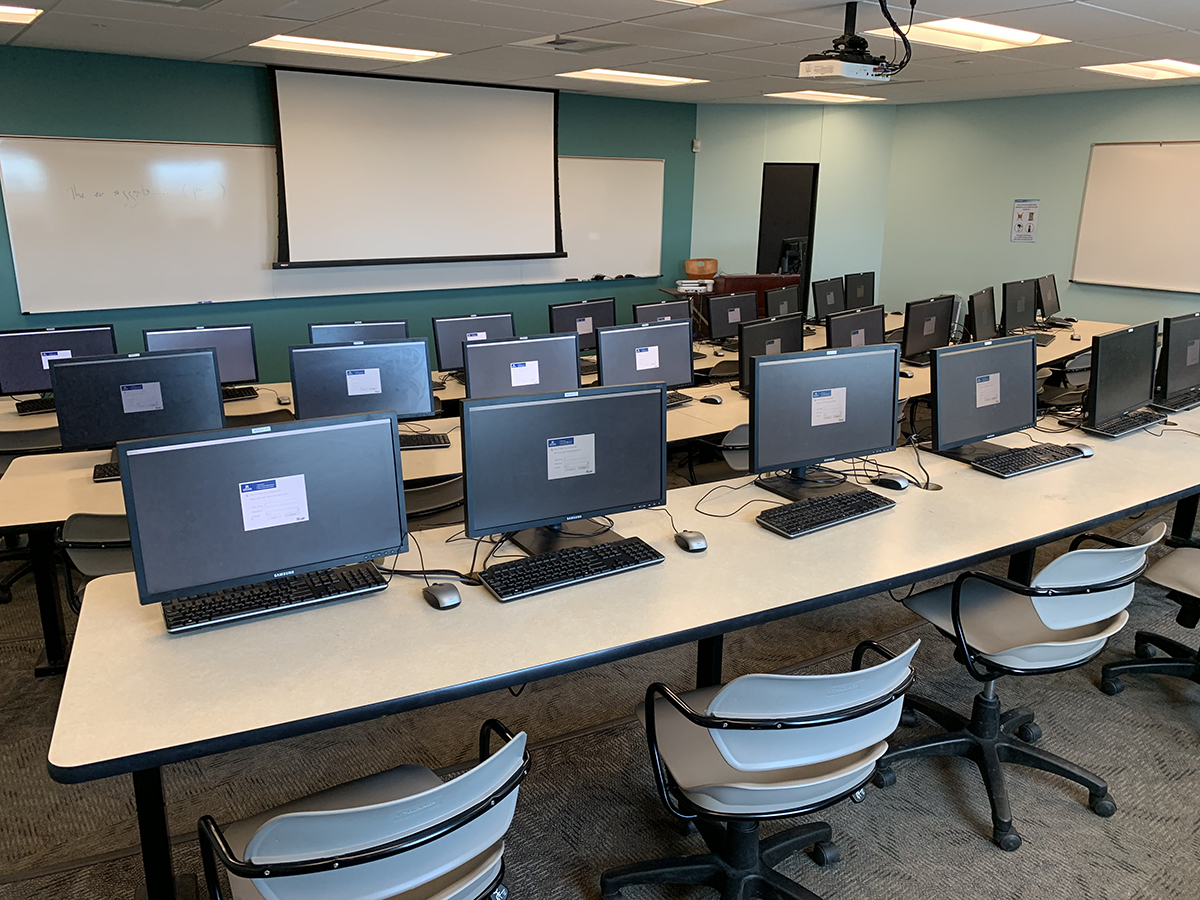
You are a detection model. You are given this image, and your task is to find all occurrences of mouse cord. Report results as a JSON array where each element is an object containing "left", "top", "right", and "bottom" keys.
[{"left": 658, "top": 505, "right": 681, "bottom": 534}]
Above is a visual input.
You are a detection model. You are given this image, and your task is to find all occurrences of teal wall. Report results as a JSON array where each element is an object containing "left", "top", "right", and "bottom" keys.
[{"left": 0, "top": 46, "right": 698, "bottom": 381}]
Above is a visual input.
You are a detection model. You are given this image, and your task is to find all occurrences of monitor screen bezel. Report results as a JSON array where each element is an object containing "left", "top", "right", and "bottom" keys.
[
  {"left": 967, "top": 288, "right": 998, "bottom": 342},
  {"left": 633, "top": 299, "right": 692, "bottom": 326},
  {"left": 307, "top": 319, "right": 409, "bottom": 344},
  {"left": 901, "top": 296, "right": 955, "bottom": 359},
  {"left": 763, "top": 285, "right": 801, "bottom": 318},
  {"left": 825, "top": 305, "right": 885, "bottom": 350},
  {"left": 596, "top": 319, "right": 694, "bottom": 391},
  {"left": 843, "top": 272, "right": 876, "bottom": 310},
  {"left": 431, "top": 312, "right": 516, "bottom": 372},
  {"left": 929, "top": 334, "right": 1038, "bottom": 452},
  {"left": 0, "top": 324, "right": 118, "bottom": 395},
  {"left": 1000, "top": 280, "right": 1038, "bottom": 333},
  {"left": 811, "top": 277, "right": 847, "bottom": 318},
  {"left": 1085, "top": 322, "right": 1160, "bottom": 427},
  {"left": 142, "top": 324, "right": 259, "bottom": 386},
  {"left": 705, "top": 292, "right": 758, "bottom": 340},
  {"left": 1157, "top": 312, "right": 1200, "bottom": 399},
  {"left": 288, "top": 338, "right": 438, "bottom": 420},
  {"left": 547, "top": 297, "right": 616, "bottom": 351},
  {"left": 737, "top": 312, "right": 808, "bottom": 388},
  {"left": 1036, "top": 274, "right": 1060, "bottom": 319},
  {"left": 463, "top": 332, "right": 582, "bottom": 399}
]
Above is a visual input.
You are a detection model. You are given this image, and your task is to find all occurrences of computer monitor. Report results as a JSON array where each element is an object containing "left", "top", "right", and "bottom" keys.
[
  {"left": 143, "top": 325, "right": 258, "bottom": 385},
  {"left": 1001, "top": 280, "right": 1038, "bottom": 333},
  {"left": 844, "top": 272, "right": 876, "bottom": 310},
  {"left": 290, "top": 339, "right": 436, "bottom": 420},
  {"left": 120, "top": 412, "right": 407, "bottom": 606},
  {"left": 826, "top": 306, "right": 886, "bottom": 350},
  {"left": 811, "top": 278, "right": 846, "bottom": 319},
  {"left": 0, "top": 325, "right": 117, "bottom": 395},
  {"left": 737, "top": 313, "right": 807, "bottom": 390},
  {"left": 1035, "top": 274, "right": 1061, "bottom": 320},
  {"left": 461, "top": 383, "right": 667, "bottom": 557},
  {"left": 900, "top": 296, "right": 955, "bottom": 364},
  {"left": 431, "top": 313, "right": 515, "bottom": 372},
  {"left": 779, "top": 237, "right": 806, "bottom": 275},
  {"left": 750, "top": 344, "right": 899, "bottom": 502},
  {"left": 1085, "top": 322, "right": 1159, "bottom": 428},
  {"left": 464, "top": 333, "right": 581, "bottom": 399},
  {"left": 633, "top": 299, "right": 692, "bottom": 325},
  {"left": 308, "top": 320, "right": 409, "bottom": 344},
  {"left": 548, "top": 297, "right": 615, "bottom": 352},
  {"left": 966, "top": 288, "right": 999, "bottom": 342},
  {"left": 597, "top": 320, "right": 693, "bottom": 391},
  {"left": 1156, "top": 312, "right": 1200, "bottom": 402},
  {"left": 706, "top": 293, "right": 758, "bottom": 340},
  {"left": 929, "top": 336, "right": 1038, "bottom": 463},
  {"left": 764, "top": 285, "right": 802, "bottom": 318}
]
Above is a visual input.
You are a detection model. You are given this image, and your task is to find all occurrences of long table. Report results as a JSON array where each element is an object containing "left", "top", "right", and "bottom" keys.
[{"left": 48, "top": 406, "right": 1200, "bottom": 899}]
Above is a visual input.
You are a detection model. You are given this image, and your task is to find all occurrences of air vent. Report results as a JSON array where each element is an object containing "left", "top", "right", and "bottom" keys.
[{"left": 511, "top": 35, "right": 630, "bottom": 54}]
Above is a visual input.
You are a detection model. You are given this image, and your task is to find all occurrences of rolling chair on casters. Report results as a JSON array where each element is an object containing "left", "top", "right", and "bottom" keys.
[
  {"left": 198, "top": 720, "right": 528, "bottom": 900},
  {"left": 873, "top": 524, "right": 1166, "bottom": 851},
  {"left": 600, "top": 640, "right": 920, "bottom": 900}
]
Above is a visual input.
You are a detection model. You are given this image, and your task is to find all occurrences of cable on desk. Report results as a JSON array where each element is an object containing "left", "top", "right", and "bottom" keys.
[
  {"left": 693, "top": 477, "right": 783, "bottom": 519},
  {"left": 400, "top": 420, "right": 431, "bottom": 434},
  {"left": 908, "top": 436, "right": 932, "bottom": 490}
]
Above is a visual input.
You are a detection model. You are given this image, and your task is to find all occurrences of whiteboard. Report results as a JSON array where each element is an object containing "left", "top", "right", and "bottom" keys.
[
  {"left": 1073, "top": 141, "right": 1200, "bottom": 294},
  {"left": 0, "top": 138, "right": 664, "bottom": 314}
]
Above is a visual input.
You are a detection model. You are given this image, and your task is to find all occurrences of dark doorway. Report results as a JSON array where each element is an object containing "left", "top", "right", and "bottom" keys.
[{"left": 756, "top": 163, "right": 819, "bottom": 294}]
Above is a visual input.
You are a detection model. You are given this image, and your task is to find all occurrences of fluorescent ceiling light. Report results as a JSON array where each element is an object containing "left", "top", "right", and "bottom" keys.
[
  {"left": 556, "top": 68, "right": 707, "bottom": 87},
  {"left": 764, "top": 90, "right": 885, "bottom": 103},
  {"left": 866, "top": 18, "right": 1068, "bottom": 53},
  {"left": 0, "top": 5, "right": 43, "bottom": 24},
  {"left": 1082, "top": 59, "right": 1200, "bottom": 80},
  {"left": 249, "top": 35, "right": 449, "bottom": 63}
]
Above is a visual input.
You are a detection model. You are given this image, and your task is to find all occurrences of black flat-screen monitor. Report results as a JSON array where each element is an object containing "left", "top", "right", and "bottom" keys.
[
  {"left": 812, "top": 278, "right": 846, "bottom": 319},
  {"left": 120, "top": 413, "right": 407, "bottom": 606},
  {"left": 597, "top": 320, "right": 693, "bottom": 391},
  {"left": 308, "top": 320, "right": 409, "bottom": 344},
  {"left": 1001, "top": 280, "right": 1038, "bottom": 333},
  {"left": 844, "top": 272, "right": 875, "bottom": 310},
  {"left": 431, "top": 313, "right": 515, "bottom": 371},
  {"left": 930, "top": 336, "right": 1037, "bottom": 454},
  {"left": 1157, "top": 312, "right": 1200, "bottom": 400},
  {"left": 461, "top": 384, "right": 667, "bottom": 547},
  {"left": 901, "top": 296, "right": 955, "bottom": 362},
  {"left": 737, "top": 313, "right": 807, "bottom": 389},
  {"left": 764, "top": 285, "right": 801, "bottom": 318},
  {"left": 290, "top": 339, "right": 436, "bottom": 420},
  {"left": 548, "top": 297, "right": 615, "bottom": 352},
  {"left": 1035, "top": 275, "right": 1060, "bottom": 319},
  {"left": 706, "top": 293, "right": 758, "bottom": 340},
  {"left": 0, "top": 325, "right": 117, "bottom": 395},
  {"left": 634, "top": 299, "right": 692, "bottom": 325},
  {"left": 967, "top": 288, "right": 999, "bottom": 342},
  {"left": 50, "top": 350, "right": 225, "bottom": 452},
  {"left": 464, "top": 333, "right": 581, "bottom": 399},
  {"left": 826, "top": 306, "right": 886, "bottom": 350},
  {"left": 143, "top": 325, "right": 258, "bottom": 385},
  {"left": 1085, "top": 322, "right": 1159, "bottom": 427}
]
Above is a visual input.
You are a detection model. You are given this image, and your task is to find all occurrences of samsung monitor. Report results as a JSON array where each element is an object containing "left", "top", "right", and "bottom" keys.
[
  {"left": 900, "top": 296, "right": 955, "bottom": 364},
  {"left": 461, "top": 383, "right": 667, "bottom": 556},
  {"left": 0, "top": 325, "right": 117, "bottom": 395},
  {"left": 634, "top": 299, "right": 692, "bottom": 325},
  {"left": 431, "top": 313, "right": 515, "bottom": 372},
  {"left": 764, "top": 285, "right": 802, "bottom": 318},
  {"left": 143, "top": 325, "right": 258, "bottom": 385},
  {"left": 811, "top": 278, "right": 846, "bottom": 319},
  {"left": 290, "top": 339, "right": 436, "bottom": 420},
  {"left": 464, "top": 333, "right": 581, "bottom": 399},
  {"left": 548, "top": 297, "right": 616, "bottom": 352},
  {"left": 597, "top": 320, "right": 693, "bottom": 391},
  {"left": 966, "top": 288, "right": 999, "bottom": 342},
  {"left": 308, "top": 320, "right": 409, "bottom": 344},
  {"left": 706, "top": 293, "right": 758, "bottom": 341},
  {"left": 844, "top": 272, "right": 876, "bottom": 310},
  {"left": 1085, "top": 322, "right": 1160, "bottom": 428},
  {"left": 737, "top": 313, "right": 807, "bottom": 390},
  {"left": 750, "top": 344, "right": 899, "bottom": 502},
  {"left": 1156, "top": 312, "right": 1200, "bottom": 404},
  {"left": 1001, "top": 280, "right": 1038, "bottom": 334},
  {"left": 826, "top": 306, "right": 886, "bottom": 350},
  {"left": 120, "top": 413, "right": 407, "bottom": 606},
  {"left": 1035, "top": 274, "right": 1061, "bottom": 320}
]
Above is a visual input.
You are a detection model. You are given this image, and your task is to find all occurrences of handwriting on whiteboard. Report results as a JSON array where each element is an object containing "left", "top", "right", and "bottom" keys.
[{"left": 67, "top": 182, "right": 227, "bottom": 207}]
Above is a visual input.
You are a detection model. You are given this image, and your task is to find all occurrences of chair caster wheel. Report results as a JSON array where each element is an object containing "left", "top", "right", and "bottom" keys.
[
  {"left": 872, "top": 767, "right": 896, "bottom": 788},
  {"left": 1090, "top": 793, "right": 1117, "bottom": 817},
  {"left": 993, "top": 828, "right": 1022, "bottom": 852},
  {"left": 810, "top": 841, "right": 840, "bottom": 867},
  {"left": 1100, "top": 677, "right": 1124, "bottom": 696},
  {"left": 490, "top": 885, "right": 509, "bottom": 900},
  {"left": 1015, "top": 723, "right": 1042, "bottom": 744},
  {"left": 1134, "top": 643, "right": 1156, "bottom": 659},
  {"left": 899, "top": 708, "right": 918, "bottom": 728}
]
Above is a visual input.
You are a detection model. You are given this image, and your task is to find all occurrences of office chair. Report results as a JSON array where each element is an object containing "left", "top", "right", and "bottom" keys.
[
  {"left": 1101, "top": 545, "right": 1200, "bottom": 695},
  {"left": 199, "top": 720, "right": 528, "bottom": 900},
  {"left": 874, "top": 524, "right": 1166, "bottom": 851},
  {"left": 600, "top": 640, "right": 920, "bottom": 900},
  {"left": 55, "top": 514, "right": 133, "bottom": 612}
]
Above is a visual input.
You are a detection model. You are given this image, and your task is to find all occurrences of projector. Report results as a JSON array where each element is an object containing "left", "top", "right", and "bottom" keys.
[{"left": 798, "top": 57, "right": 891, "bottom": 83}]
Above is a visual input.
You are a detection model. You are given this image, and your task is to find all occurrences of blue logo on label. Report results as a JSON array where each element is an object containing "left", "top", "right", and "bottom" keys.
[
  {"left": 976, "top": 375, "right": 991, "bottom": 384},
  {"left": 548, "top": 438, "right": 574, "bottom": 448},
  {"left": 120, "top": 384, "right": 143, "bottom": 392},
  {"left": 347, "top": 369, "right": 365, "bottom": 376},
  {"left": 241, "top": 480, "right": 277, "bottom": 493},
  {"left": 813, "top": 389, "right": 832, "bottom": 398},
  {"left": 512, "top": 362, "right": 526, "bottom": 368}
]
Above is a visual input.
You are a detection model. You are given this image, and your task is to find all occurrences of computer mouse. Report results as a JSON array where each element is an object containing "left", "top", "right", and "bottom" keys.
[
  {"left": 899, "top": 370, "right": 915, "bottom": 379},
  {"left": 871, "top": 475, "right": 909, "bottom": 491},
  {"left": 1062, "top": 316, "right": 1078, "bottom": 323},
  {"left": 713, "top": 349, "right": 725, "bottom": 357},
  {"left": 1066, "top": 442, "right": 1094, "bottom": 458},
  {"left": 277, "top": 395, "right": 291, "bottom": 405},
  {"left": 422, "top": 583, "right": 461, "bottom": 610},
  {"left": 674, "top": 530, "right": 707, "bottom": 552},
  {"left": 701, "top": 395, "right": 723, "bottom": 405},
  {"left": 1071, "top": 333, "right": 1082, "bottom": 341}
]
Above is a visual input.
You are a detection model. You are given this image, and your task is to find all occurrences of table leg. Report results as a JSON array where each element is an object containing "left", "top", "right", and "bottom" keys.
[
  {"left": 1007, "top": 549, "right": 1037, "bottom": 586},
  {"left": 132, "top": 768, "right": 198, "bottom": 900},
  {"left": 696, "top": 635, "right": 724, "bottom": 688},
  {"left": 29, "top": 527, "right": 69, "bottom": 677},
  {"left": 1168, "top": 494, "right": 1200, "bottom": 549}
]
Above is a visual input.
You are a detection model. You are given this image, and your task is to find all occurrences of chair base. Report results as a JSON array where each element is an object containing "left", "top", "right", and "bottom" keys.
[
  {"left": 873, "top": 690, "right": 1115, "bottom": 851},
  {"left": 1101, "top": 630, "right": 1200, "bottom": 695},
  {"left": 600, "top": 818, "right": 835, "bottom": 900}
]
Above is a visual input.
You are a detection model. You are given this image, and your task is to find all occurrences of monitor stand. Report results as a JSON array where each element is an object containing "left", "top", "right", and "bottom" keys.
[
  {"left": 511, "top": 519, "right": 625, "bottom": 557},
  {"left": 931, "top": 440, "right": 1009, "bottom": 465},
  {"left": 756, "top": 467, "right": 854, "bottom": 503}
]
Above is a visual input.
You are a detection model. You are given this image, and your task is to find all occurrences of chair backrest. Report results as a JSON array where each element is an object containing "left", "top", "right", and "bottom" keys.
[
  {"left": 704, "top": 641, "right": 919, "bottom": 772},
  {"left": 1030, "top": 523, "right": 1166, "bottom": 629},
  {"left": 244, "top": 732, "right": 527, "bottom": 900},
  {"left": 60, "top": 513, "right": 130, "bottom": 545},
  {"left": 720, "top": 423, "right": 750, "bottom": 472}
]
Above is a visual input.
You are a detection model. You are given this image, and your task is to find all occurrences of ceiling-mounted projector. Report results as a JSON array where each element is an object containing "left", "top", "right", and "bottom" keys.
[{"left": 799, "top": 1, "right": 912, "bottom": 83}]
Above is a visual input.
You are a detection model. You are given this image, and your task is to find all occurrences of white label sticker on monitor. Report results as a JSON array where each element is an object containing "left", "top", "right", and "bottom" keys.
[
  {"left": 656, "top": 315, "right": 671, "bottom": 322},
  {"left": 239, "top": 475, "right": 310, "bottom": 532},
  {"left": 811, "top": 387, "right": 847, "bottom": 427},
  {"left": 976, "top": 373, "right": 1001, "bottom": 408},
  {"left": 777, "top": 302, "right": 788, "bottom": 316},
  {"left": 857, "top": 286, "right": 866, "bottom": 298},
  {"left": 765, "top": 338, "right": 782, "bottom": 356},
  {"left": 575, "top": 316, "right": 593, "bottom": 335},
  {"left": 1016, "top": 298, "right": 1026, "bottom": 313},
  {"left": 41, "top": 349, "right": 71, "bottom": 369},
  {"left": 922, "top": 316, "right": 937, "bottom": 337},
  {"left": 825, "top": 292, "right": 836, "bottom": 309},
  {"left": 465, "top": 331, "right": 487, "bottom": 342},
  {"left": 547, "top": 434, "right": 595, "bottom": 481},
  {"left": 345, "top": 368, "right": 382, "bottom": 396},
  {"left": 635, "top": 345, "right": 660, "bottom": 370},
  {"left": 850, "top": 328, "right": 866, "bottom": 348},
  {"left": 727, "top": 307, "right": 741, "bottom": 324},
  {"left": 510, "top": 360, "right": 540, "bottom": 387},
  {"left": 1188, "top": 339, "right": 1200, "bottom": 367},
  {"left": 120, "top": 382, "right": 163, "bottom": 414}
]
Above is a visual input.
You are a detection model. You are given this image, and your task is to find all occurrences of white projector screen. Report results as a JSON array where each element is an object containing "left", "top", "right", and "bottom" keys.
[{"left": 272, "top": 69, "right": 562, "bottom": 268}]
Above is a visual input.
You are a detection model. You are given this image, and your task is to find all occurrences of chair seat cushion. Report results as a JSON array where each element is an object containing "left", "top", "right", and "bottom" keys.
[
  {"left": 1146, "top": 548, "right": 1200, "bottom": 599},
  {"left": 905, "top": 580, "right": 1127, "bottom": 670}
]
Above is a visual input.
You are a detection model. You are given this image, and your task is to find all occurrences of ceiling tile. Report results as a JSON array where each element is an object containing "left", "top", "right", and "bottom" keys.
[
  {"left": 1084, "top": 28, "right": 1200, "bottom": 59},
  {"left": 994, "top": 39, "right": 1141, "bottom": 66},
  {"left": 976, "top": 1, "right": 1181, "bottom": 42},
  {"left": 368, "top": 0, "right": 609, "bottom": 34},
  {"left": 0, "top": 22, "right": 26, "bottom": 41},
  {"left": 41, "top": 0, "right": 282, "bottom": 33},
  {"left": 492, "top": 0, "right": 681, "bottom": 19},
  {"left": 611, "top": 58, "right": 760, "bottom": 80},
  {"left": 913, "top": 0, "right": 1076, "bottom": 16},
  {"left": 14, "top": 11, "right": 256, "bottom": 58},
  {"left": 681, "top": 52, "right": 803, "bottom": 75},
  {"left": 206, "top": 45, "right": 401, "bottom": 67},
  {"left": 624, "top": 6, "right": 843, "bottom": 44},
  {"left": 564, "top": 20, "right": 767, "bottom": 53},
  {"left": 1083, "top": 0, "right": 1200, "bottom": 31},
  {"left": 454, "top": 42, "right": 696, "bottom": 73},
  {"left": 293, "top": 11, "right": 541, "bottom": 52},
  {"left": 372, "top": 60, "right": 530, "bottom": 80}
]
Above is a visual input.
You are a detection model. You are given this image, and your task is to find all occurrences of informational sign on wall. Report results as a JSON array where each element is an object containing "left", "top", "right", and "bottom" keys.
[{"left": 1011, "top": 199, "right": 1040, "bottom": 243}]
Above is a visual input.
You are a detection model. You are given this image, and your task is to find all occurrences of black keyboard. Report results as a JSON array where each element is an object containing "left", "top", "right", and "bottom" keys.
[
  {"left": 580, "top": 360, "right": 599, "bottom": 377},
  {"left": 398, "top": 431, "right": 451, "bottom": 449},
  {"left": 222, "top": 385, "right": 259, "bottom": 402},
  {"left": 1033, "top": 332, "right": 1056, "bottom": 347},
  {"left": 666, "top": 390, "right": 693, "bottom": 407},
  {"left": 692, "top": 351, "right": 706, "bottom": 361},
  {"left": 92, "top": 461, "right": 122, "bottom": 483},
  {"left": 479, "top": 536, "right": 664, "bottom": 602},
  {"left": 971, "top": 443, "right": 1083, "bottom": 478},
  {"left": 1083, "top": 407, "right": 1167, "bottom": 438},
  {"left": 1152, "top": 386, "right": 1200, "bottom": 413},
  {"left": 161, "top": 561, "right": 387, "bottom": 633},
  {"left": 15, "top": 396, "right": 56, "bottom": 415},
  {"left": 756, "top": 488, "right": 895, "bottom": 539}
]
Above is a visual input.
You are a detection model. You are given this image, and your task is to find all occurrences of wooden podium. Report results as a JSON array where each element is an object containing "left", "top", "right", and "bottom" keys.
[{"left": 661, "top": 274, "right": 806, "bottom": 339}]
